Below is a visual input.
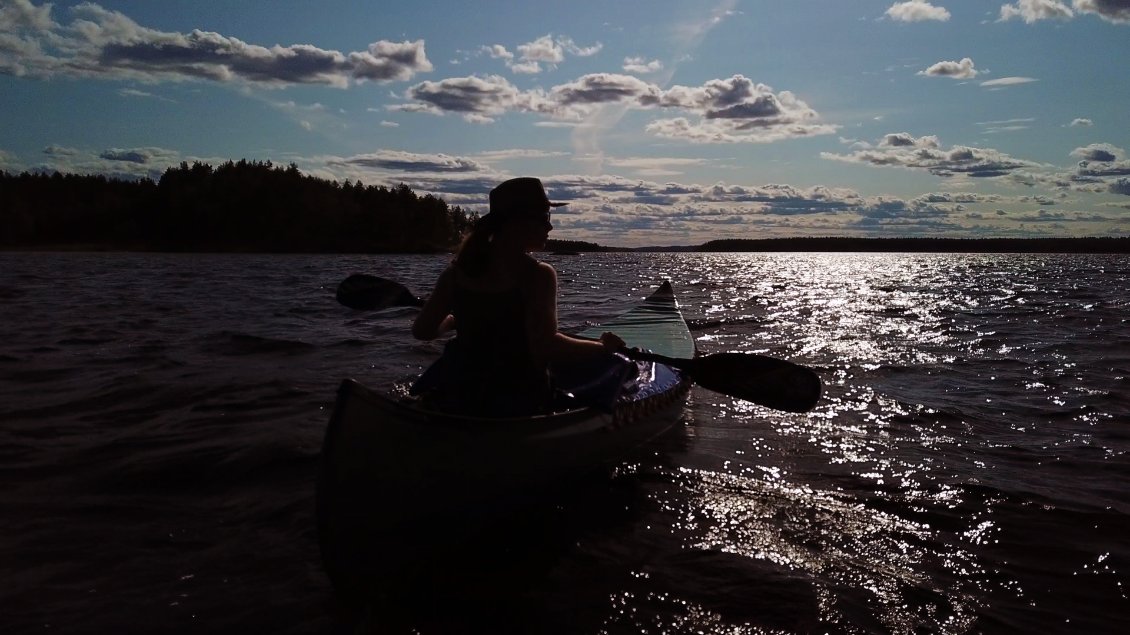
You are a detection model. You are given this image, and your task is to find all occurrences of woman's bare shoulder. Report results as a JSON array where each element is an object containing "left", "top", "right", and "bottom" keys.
[
  {"left": 512, "top": 259, "right": 554, "bottom": 300},
  {"left": 529, "top": 260, "right": 557, "bottom": 285}
]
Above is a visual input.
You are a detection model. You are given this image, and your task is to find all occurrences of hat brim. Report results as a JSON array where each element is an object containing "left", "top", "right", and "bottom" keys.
[{"left": 549, "top": 201, "right": 567, "bottom": 207}]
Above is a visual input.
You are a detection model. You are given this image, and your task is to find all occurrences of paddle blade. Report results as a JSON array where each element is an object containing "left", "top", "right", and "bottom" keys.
[
  {"left": 687, "top": 352, "right": 822, "bottom": 413},
  {"left": 336, "top": 274, "right": 424, "bottom": 310}
]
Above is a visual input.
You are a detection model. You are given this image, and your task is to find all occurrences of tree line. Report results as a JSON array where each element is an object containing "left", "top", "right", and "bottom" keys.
[
  {"left": 543, "top": 239, "right": 618, "bottom": 253},
  {"left": 0, "top": 160, "right": 476, "bottom": 252},
  {"left": 3, "top": 163, "right": 1126, "bottom": 253}
]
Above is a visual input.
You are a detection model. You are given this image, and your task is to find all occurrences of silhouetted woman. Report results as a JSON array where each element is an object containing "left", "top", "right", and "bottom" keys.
[{"left": 411, "top": 177, "right": 624, "bottom": 415}]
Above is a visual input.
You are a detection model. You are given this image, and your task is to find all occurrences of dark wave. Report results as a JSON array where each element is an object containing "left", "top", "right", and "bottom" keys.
[{"left": 198, "top": 331, "right": 316, "bottom": 356}]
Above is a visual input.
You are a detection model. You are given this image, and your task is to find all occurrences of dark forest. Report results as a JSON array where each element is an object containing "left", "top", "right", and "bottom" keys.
[{"left": 0, "top": 161, "right": 475, "bottom": 253}]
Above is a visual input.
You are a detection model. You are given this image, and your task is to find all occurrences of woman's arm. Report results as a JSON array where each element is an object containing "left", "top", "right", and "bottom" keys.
[
  {"left": 412, "top": 267, "right": 456, "bottom": 340},
  {"left": 526, "top": 263, "right": 623, "bottom": 363}
]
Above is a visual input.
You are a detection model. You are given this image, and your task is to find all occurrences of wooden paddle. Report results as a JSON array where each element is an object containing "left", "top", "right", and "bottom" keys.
[
  {"left": 621, "top": 349, "right": 821, "bottom": 413},
  {"left": 335, "top": 274, "right": 822, "bottom": 412}
]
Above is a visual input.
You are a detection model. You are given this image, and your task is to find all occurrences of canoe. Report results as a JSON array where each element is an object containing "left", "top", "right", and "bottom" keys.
[{"left": 316, "top": 280, "right": 695, "bottom": 594}]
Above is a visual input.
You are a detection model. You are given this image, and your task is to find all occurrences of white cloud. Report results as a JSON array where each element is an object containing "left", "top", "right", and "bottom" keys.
[
  {"left": 0, "top": 148, "right": 21, "bottom": 171},
  {"left": 517, "top": 35, "right": 565, "bottom": 65},
  {"left": 1074, "top": 0, "right": 1130, "bottom": 24},
  {"left": 402, "top": 74, "right": 535, "bottom": 118},
  {"left": 349, "top": 40, "right": 434, "bottom": 83},
  {"left": 604, "top": 156, "right": 709, "bottom": 176},
  {"left": 99, "top": 146, "right": 181, "bottom": 164},
  {"left": 482, "top": 44, "right": 513, "bottom": 61},
  {"left": 398, "top": 72, "right": 837, "bottom": 143},
  {"left": 273, "top": 100, "right": 326, "bottom": 113},
  {"left": 550, "top": 73, "right": 658, "bottom": 108},
  {"left": 1066, "top": 144, "right": 1130, "bottom": 184},
  {"left": 507, "top": 61, "right": 542, "bottom": 75},
  {"left": 606, "top": 157, "right": 708, "bottom": 169},
  {"left": 623, "top": 56, "right": 663, "bottom": 74},
  {"left": 888, "top": 141, "right": 1130, "bottom": 197},
  {"left": 976, "top": 117, "right": 1037, "bottom": 125},
  {"left": 43, "top": 144, "right": 81, "bottom": 157},
  {"left": 0, "top": 0, "right": 54, "bottom": 32},
  {"left": 0, "top": 1, "right": 433, "bottom": 86},
  {"left": 980, "top": 76, "right": 1038, "bottom": 87},
  {"left": 645, "top": 75, "right": 839, "bottom": 143},
  {"left": 331, "top": 150, "right": 488, "bottom": 173},
  {"left": 999, "top": 0, "right": 1075, "bottom": 23},
  {"left": 644, "top": 116, "right": 838, "bottom": 144},
  {"left": 12, "top": 144, "right": 211, "bottom": 181},
  {"left": 672, "top": 0, "right": 742, "bottom": 44},
  {"left": 1000, "top": 0, "right": 1130, "bottom": 24},
  {"left": 822, "top": 132, "right": 1040, "bottom": 178},
  {"left": 1071, "top": 142, "right": 1127, "bottom": 162},
  {"left": 560, "top": 37, "right": 603, "bottom": 57},
  {"left": 918, "top": 57, "right": 978, "bottom": 79},
  {"left": 473, "top": 149, "right": 570, "bottom": 161},
  {"left": 500, "top": 34, "right": 602, "bottom": 74},
  {"left": 117, "top": 87, "right": 175, "bottom": 102},
  {"left": 885, "top": 1, "right": 952, "bottom": 22},
  {"left": 976, "top": 117, "right": 1036, "bottom": 133}
]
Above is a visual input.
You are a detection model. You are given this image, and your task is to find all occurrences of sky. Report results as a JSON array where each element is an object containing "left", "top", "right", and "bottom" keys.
[{"left": 2, "top": 0, "right": 1129, "bottom": 247}]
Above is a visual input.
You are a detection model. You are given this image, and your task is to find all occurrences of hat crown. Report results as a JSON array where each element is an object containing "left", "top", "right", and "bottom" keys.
[{"left": 488, "top": 177, "right": 563, "bottom": 217}]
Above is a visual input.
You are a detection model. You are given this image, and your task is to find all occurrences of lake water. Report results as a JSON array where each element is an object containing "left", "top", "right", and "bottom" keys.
[{"left": 1, "top": 251, "right": 1127, "bottom": 634}]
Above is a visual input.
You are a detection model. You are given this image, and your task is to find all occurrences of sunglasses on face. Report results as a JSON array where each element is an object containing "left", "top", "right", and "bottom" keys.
[{"left": 526, "top": 208, "right": 552, "bottom": 228}]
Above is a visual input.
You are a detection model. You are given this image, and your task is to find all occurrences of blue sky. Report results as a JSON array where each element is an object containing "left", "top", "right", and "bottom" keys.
[{"left": 2, "top": 0, "right": 1128, "bottom": 246}]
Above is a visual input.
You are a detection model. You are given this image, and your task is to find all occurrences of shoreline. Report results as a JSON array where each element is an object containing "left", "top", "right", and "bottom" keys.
[{"left": 4, "top": 236, "right": 1130, "bottom": 255}]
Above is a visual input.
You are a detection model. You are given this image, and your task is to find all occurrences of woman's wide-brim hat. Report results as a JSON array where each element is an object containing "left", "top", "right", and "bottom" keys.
[{"left": 485, "top": 177, "right": 567, "bottom": 222}]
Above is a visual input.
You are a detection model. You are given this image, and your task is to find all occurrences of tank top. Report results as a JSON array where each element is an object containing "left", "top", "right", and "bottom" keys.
[{"left": 432, "top": 260, "right": 552, "bottom": 415}]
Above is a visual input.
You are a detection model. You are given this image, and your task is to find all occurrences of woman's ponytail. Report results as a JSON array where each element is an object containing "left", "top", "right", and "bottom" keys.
[{"left": 453, "top": 214, "right": 499, "bottom": 277}]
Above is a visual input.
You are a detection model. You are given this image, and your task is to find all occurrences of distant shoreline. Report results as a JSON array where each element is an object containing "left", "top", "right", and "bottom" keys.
[
  {"left": 683, "top": 237, "right": 1130, "bottom": 254},
  {"left": 5, "top": 236, "right": 1130, "bottom": 254}
]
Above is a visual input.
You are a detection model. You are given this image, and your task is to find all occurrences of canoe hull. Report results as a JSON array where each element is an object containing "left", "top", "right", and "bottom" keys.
[
  {"left": 316, "top": 280, "right": 695, "bottom": 598},
  {"left": 316, "top": 374, "right": 690, "bottom": 598},
  {"left": 322, "top": 370, "right": 690, "bottom": 503}
]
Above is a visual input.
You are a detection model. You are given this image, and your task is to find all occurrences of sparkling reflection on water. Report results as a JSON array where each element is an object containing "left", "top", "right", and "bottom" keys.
[
  {"left": 0, "top": 251, "right": 1126, "bottom": 634},
  {"left": 573, "top": 252, "right": 1127, "bottom": 634}
]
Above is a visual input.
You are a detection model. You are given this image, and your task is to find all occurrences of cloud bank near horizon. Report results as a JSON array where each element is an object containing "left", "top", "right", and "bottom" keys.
[{"left": 7, "top": 140, "right": 1121, "bottom": 244}]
